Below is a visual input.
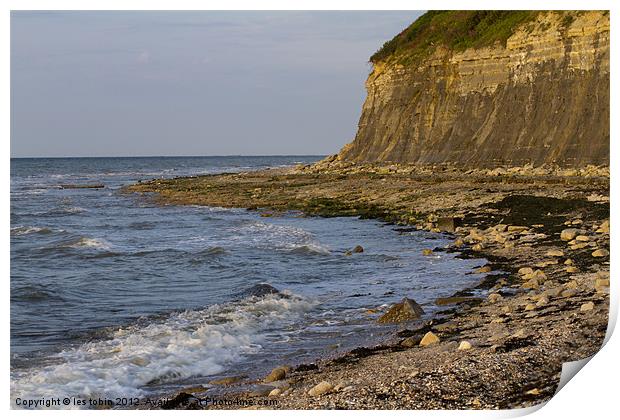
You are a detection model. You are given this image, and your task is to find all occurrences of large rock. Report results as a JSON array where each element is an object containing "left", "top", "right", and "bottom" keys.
[
  {"left": 308, "top": 381, "right": 333, "bottom": 397},
  {"left": 560, "top": 229, "right": 578, "bottom": 241},
  {"left": 264, "top": 366, "right": 288, "bottom": 383},
  {"left": 592, "top": 249, "right": 609, "bottom": 257},
  {"left": 377, "top": 298, "right": 425, "bottom": 323},
  {"left": 437, "top": 217, "right": 460, "bottom": 233},
  {"left": 419, "top": 331, "right": 440, "bottom": 347}
]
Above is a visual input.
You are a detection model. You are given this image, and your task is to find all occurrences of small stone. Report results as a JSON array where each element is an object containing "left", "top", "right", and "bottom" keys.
[
  {"left": 560, "top": 228, "right": 578, "bottom": 241},
  {"left": 400, "top": 336, "right": 418, "bottom": 348},
  {"left": 580, "top": 302, "right": 595, "bottom": 312},
  {"left": 472, "top": 397, "right": 481, "bottom": 406},
  {"left": 518, "top": 267, "right": 534, "bottom": 276},
  {"left": 524, "top": 303, "right": 536, "bottom": 311},
  {"left": 308, "top": 381, "right": 333, "bottom": 397},
  {"left": 458, "top": 341, "right": 472, "bottom": 351},
  {"left": 570, "top": 243, "right": 588, "bottom": 250},
  {"left": 334, "top": 381, "right": 348, "bottom": 392},
  {"left": 595, "top": 279, "right": 610, "bottom": 288},
  {"left": 209, "top": 375, "right": 246, "bottom": 386},
  {"left": 526, "top": 388, "right": 540, "bottom": 396},
  {"left": 575, "top": 235, "right": 590, "bottom": 242},
  {"left": 545, "top": 287, "right": 564, "bottom": 298},
  {"left": 561, "top": 289, "right": 577, "bottom": 298},
  {"left": 592, "top": 249, "right": 609, "bottom": 257},
  {"left": 264, "top": 366, "right": 288, "bottom": 383},
  {"left": 476, "top": 265, "right": 492, "bottom": 273},
  {"left": 546, "top": 249, "right": 564, "bottom": 257},
  {"left": 268, "top": 388, "right": 281, "bottom": 397},
  {"left": 472, "top": 243, "right": 484, "bottom": 251},
  {"left": 564, "top": 259, "right": 574, "bottom": 265},
  {"left": 422, "top": 249, "right": 433, "bottom": 256},
  {"left": 487, "top": 293, "right": 503, "bottom": 303},
  {"left": 419, "top": 331, "right": 440, "bottom": 347},
  {"left": 596, "top": 220, "right": 610, "bottom": 234},
  {"left": 565, "top": 280, "right": 578, "bottom": 289},
  {"left": 453, "top": 239, "right": 464, "bottom": 247},
  {"left": 565, "top": 266, "right": 579, "bottom": 273},
  {"left": 352, "top": 245, "right": 364, "bottom": 253},
  {"left": 507, "top": 225, "right": 528, "bottom": 232},
  {"left": 522, "top": 278, "right": 539, "bottom": 290},
  {"left": 536, "top": 296, "right": 549, "bottom": 307}
]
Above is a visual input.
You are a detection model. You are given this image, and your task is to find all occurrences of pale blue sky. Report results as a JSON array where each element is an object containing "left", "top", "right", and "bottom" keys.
[{"left": 11, "top": 11, "right": 422, "bottom": 157}]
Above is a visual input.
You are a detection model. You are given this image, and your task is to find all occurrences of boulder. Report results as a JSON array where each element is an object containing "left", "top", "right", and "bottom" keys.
[
  {"left": 437, "top": 217, "right": 460, "bottom": 233},
  {"left": 592, "top": 249, "right": 609, "bottom": 257},
  {"left": 419, "top": 331, "right": 440, "bottom": 347},
  {"left": 242, "top": 283, "right": 280, "bottom": 298},
  {"left": 264, "top": 366, "right": 288, "bottom": 383},
  {"left": 536, "top": 296, "right": 549, "bottom": 307},
  {"left": 458, "top": 341, "right": 472, "bottom": 351},
  {"left": 400, "top": 336, "right": 419, "bottom": 348},
  {"left": 308, "top": 381, "right": 333, "bottom": 397},
  {"left": 487, "top": 293, "right": 503, "bottom": 303},
  {"left": 522, "top": 278, "right": 540, "bottom": 290},
  {"left": 596, "top": 220, "right": 610, "bottom": 234},
  {"left": 507, "top": 225, "right": 528, "bottom": 233},
  {"left": 546, "top": 249, "right": 564, "bottom": 257},
  {"left": 377, "top": 298, "right": 425, "bottom": 323},
  {"left": 560, "top": 229, "right": 578, "bottom": 241}
]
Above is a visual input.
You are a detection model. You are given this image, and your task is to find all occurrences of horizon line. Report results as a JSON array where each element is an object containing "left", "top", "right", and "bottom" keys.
[{"left": 10, "top": 153, "right": 329, "bottom": 159}]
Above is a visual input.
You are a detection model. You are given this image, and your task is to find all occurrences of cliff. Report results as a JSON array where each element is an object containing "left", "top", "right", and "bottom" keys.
[{"left": 337, "top": 11, "right": 610, "bottom": 168}]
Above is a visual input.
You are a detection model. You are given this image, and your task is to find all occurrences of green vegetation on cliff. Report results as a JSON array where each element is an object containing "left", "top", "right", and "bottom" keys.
[{"left": 370, "top": 10, "right": 543, "bottom": 64}]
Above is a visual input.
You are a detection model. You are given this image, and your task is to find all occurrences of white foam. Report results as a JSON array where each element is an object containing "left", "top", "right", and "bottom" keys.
[
  {"left": 68, "top": 237, "right": 112, "bottom": 250},
  {"left": 11, "top": 226, "right": 52, "bottom": 236},
  {"left": 229, "top": 221, "right": 330, "bottom": 254},
  {"left": 10, "top": 293, "right": 315, "bottom": 409}
]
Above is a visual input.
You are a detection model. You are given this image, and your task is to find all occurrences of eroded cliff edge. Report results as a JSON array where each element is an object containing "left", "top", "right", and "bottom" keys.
[{"left": 337, "top": 11, "right": 609, "bottom": 168}]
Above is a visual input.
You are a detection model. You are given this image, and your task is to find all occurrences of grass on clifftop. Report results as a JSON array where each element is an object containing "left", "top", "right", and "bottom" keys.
[{"left": 370, "top": 10, "right": 543, "bottom": 64}]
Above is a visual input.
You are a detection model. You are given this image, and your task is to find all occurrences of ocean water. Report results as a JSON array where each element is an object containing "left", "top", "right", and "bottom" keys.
[{"left": 10, "top": 156, "right": 487, "bottom": 407}]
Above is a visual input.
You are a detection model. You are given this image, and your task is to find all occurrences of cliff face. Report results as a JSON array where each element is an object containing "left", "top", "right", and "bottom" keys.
[{"left": 338, "top": 11, "right": 609, "bottom": 168}]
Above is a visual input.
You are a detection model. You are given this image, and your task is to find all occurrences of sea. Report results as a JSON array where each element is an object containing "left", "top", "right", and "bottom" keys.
[{"left": 10, "top": 156, "right": 487, "bottom": 408}]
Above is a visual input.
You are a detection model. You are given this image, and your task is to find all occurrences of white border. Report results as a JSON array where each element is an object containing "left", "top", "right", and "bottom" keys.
[{"left": 3, "top": 1, "right": 617, "bottom": 419}]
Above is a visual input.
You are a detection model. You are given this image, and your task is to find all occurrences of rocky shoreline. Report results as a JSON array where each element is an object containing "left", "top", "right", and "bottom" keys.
[{"left": 123, "top": 163, "right": 610, "bottom": 410}]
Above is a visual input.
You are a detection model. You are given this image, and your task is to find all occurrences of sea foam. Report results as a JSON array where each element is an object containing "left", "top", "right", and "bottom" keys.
[{"left": 10, "top": 292, "right": 315, "bottom": 409}]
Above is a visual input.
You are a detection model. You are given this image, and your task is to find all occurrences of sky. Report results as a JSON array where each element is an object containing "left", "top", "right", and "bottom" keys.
[{"left": 11, "top": 11, "right": 423, "bottom": 158}]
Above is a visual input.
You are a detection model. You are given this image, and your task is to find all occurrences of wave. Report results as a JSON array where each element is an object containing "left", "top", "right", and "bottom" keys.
[
  {"left": 11, "top": 226, "right": 53, "bottom": 236},
  {"left": 67, "top": 237, "right": 112, "bottom": 250},
  {"left": 10, "top": 292, "right": 315, "bottom": 408},
  {"left": 11, "top": 285, "right": 64, "bottom": 303},
  {"left": 289, "top": 244, "right": 331, "bottom": 255},
  {"left": 229, "top": 220, "right": 330, "bottom": 255}
]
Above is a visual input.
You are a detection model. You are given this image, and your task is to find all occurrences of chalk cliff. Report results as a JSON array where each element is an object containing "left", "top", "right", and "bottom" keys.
[{"left": 337, "top": 11, "right": 609, "bottom": 168}]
